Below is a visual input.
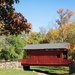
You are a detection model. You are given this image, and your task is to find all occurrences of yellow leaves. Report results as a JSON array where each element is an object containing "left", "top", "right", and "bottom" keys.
[
  {"left": 25, "top": 32, "right": 37, "bottom": 43},
  {"left": 57, "top": 24, "right": 69, "bottom": 33},
  {"left": 25, "top": 22, "right": 32, "bottom": 28},
  {"left": 58, "top": 24, "right": 70, "bottom": 31},
  {"left": 47, "top": 29, "right": 58, "bottom": 43},
  {"left": 0, "top": 23, "right": 4, "bottom": 30},
  {"left": 0, "top": 23, "right": 3, "bottom": 27},
  {"left": 47, "top": 23, "right": 75, "bottom": 43},
  {"left": 55, "top": 29, "right": 59, "bottom": 38},
  {"left": 48, "top": 29, "right": 59, "bottom": 38},
  {"left": 73, "top": 45, "right": 75, "bottom": 51}
]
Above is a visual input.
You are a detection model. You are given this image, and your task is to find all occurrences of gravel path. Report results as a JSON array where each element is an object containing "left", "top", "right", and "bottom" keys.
[
  {"left": 37, "top": 73, "right": 48, "bottom": 75},
  {"left": 33, "top": 71, "right": 48, "bottom": 75}
]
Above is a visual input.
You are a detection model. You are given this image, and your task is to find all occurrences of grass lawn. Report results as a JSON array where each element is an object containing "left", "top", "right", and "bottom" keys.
[
  {"left": 0, "top": 66, "right": 70, "bottom": 75},
  {"left": 31, "top": 66, "right": 69, "bottom": 75},
  {"left": 0, "top": 68, "right": 37, "bottom": 75}
]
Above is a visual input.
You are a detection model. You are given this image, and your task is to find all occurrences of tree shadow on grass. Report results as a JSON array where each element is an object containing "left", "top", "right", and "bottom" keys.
[{"left": 30, "top": 69, "right": 69, "bottom": 75}]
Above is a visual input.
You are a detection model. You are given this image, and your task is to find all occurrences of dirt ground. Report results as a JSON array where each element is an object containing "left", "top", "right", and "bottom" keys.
[{"left": 37, "top": 72, "right": 48, "bottom": 75}]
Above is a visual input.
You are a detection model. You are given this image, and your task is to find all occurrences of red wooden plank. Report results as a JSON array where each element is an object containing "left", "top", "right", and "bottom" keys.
[{"left": 18, "top": 47, "right": 72, "bottom": 66}]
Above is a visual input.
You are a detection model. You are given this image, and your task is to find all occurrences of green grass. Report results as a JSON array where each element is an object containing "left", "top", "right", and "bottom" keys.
[
  {"left": 0, "top": 66, "right": 69, "bottom": 75},
  {"left": 0, "top": 68, "right": 37, "bottom": 75},
  {"left": 31, "top": 66, "right": 69, "bottom": 75},
  {"left": 71, "top": 73, "right": 75, "bottom": 75}
]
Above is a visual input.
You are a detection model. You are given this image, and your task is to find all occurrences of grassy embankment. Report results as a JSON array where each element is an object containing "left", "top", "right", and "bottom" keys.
[
  {"left": 0, "top": 66, "right": 71, "bottom": 75},
  {"left": 0, "top": 68, "right": 37, "bottom": 75}
]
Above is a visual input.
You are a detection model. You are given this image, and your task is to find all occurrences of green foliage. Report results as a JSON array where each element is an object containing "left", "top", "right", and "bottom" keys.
[
  {"left": 26, "top": 32, "right": 41, "bottom": 44},
  {"left": 71, "top": 73, "right": 75, "bottom": 75},
  {"left": 31, "top": 66, "right": 69, "bottom": 74},
  {"left": 47, "top": 29, "right": 58, "bottom": 43},
  {"left": 0, "top": 35, "right": 25, "bottom": 61}
]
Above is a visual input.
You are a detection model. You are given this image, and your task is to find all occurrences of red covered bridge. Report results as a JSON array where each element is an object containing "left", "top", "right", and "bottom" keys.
[{"left": 18, "top": 43, "right": 72, "bottom": 70}]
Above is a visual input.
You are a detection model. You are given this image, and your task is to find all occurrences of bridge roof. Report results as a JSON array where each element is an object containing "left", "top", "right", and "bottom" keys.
[{"left": 24, "top": 43, "right": 72, "bottom": 50}]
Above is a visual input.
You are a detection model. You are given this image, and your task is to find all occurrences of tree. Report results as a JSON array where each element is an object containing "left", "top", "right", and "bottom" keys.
[
  {"left": 47, "top": 29, "right": 59, "bottom": 43},
  {"left": 56, "top": 8, "right": 74, "bottom": 42},
  {"left": 0, "top": 0, "right": 20, "bottom": 5},
  {"left": 25, "top": 32, "right": 41, "bottom": 44},
  {"left": 0, "top": 35, "right": 25, "bottom": 61},
  {"left": 0, "top": 36, "right": 6, "bottom": 51},
  {"left": 56, "top": 8, "right": 74, "bottom": 26},
  {"left": 39, "top": 27, "right": 49, "bottom": 43},
  {"left": 0, "top": 0, "right": 31, "bottom": 35},
  {"left": 0, "top": 0, "right": 31, "bottom": 61}
]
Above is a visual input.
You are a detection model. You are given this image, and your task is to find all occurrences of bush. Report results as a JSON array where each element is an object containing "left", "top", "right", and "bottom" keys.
[{"left": 0, "top": 35, "right": 26, "bottom": 61}]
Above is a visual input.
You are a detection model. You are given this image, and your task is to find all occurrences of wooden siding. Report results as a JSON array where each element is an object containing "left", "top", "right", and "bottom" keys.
[{"left": 19, "top": 50, "right": 71, "bottom": 66}]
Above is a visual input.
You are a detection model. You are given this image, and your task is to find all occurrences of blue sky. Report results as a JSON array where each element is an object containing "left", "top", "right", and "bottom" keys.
[{"left": 13, "top": 0, "right": 75, "bottom": 32}]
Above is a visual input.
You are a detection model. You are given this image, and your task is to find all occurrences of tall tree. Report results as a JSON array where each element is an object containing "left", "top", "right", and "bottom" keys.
[
  {"left": 0, "top": 0, "right": 31, "bottom": 60},
  {"left": 56, "top": 8, "right": 74, "bottom": 42},
  {"left": 56, "top": 8, "right": 74, "bottom": 26},
  {"left": 0, "top": 0, "right": 31, "bottom": 35}
]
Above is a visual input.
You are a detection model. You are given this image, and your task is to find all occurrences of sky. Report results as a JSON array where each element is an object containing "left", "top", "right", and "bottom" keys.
[{"left": 13, "top": 0, "right": 75, "bottom": 32}]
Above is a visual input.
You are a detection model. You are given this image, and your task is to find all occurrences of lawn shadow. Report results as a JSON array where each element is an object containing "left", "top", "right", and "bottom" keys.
[{"left": 29, "top": 69, "right": 69, "bottom": 75}]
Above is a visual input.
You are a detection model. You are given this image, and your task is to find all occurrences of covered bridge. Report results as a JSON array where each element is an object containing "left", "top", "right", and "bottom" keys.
[{"left": 18, "top": 43, "right": 72, "bottom": 70}]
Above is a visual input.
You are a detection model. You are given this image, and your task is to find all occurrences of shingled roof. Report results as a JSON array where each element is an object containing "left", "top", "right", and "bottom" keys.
[{"left": 24, "top": 43, "right": 72, "bottom": 50}]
